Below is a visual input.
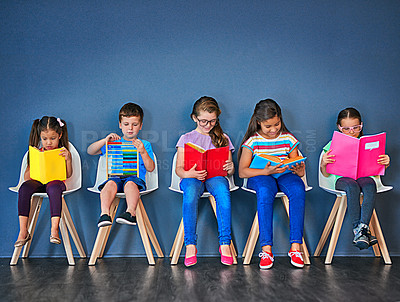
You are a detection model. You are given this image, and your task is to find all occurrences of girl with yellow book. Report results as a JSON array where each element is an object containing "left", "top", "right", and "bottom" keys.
[{"left": 14, "top": 116, "right": 72, "bottom": 247}]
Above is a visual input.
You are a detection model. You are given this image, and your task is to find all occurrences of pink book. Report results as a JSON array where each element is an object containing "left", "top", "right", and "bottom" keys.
[{"left": 326, "top": 131, "right": 386, "bottom": 179}]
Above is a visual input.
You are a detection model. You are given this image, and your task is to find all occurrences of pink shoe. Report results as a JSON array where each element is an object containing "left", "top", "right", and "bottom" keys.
[
  {"left": 219, "top": 246, "right": 233, "bottom": 266},
  {"left": 288, "top": 249, "right": 304, "bottom": 268},
  {"left": 184, "top": 247, "right": 197, "bottom": 267}
]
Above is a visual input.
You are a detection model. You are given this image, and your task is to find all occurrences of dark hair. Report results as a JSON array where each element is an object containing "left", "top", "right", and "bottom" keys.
[
  {"left": 238, "top": 99, "right": 290, "bottom": 160},
  {"left": 119, "top": 102, "right": 144, "bottom": 122},
  {"left": 336, "top": 107, "right": 363, "bottom": 136},
  {"left": 29, "top": 116, "right": 69, "bottom": 150},
  {"left": 191, "top": 96, "right": 228, "bottom": 148}
]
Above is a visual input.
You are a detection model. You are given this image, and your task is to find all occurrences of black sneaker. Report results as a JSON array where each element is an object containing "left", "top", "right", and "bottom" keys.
[
  {"left": 361, "top": 226, "right": 378, "bottom": 247},
  {"left": 353, "top": 224, "right": 369, "bottom": 250},
  {"left": 98, "top": 214, "right": 112, "bottom": 227},
  {"left": 116, "top": 212, "right": 137, "bottom": 225}
]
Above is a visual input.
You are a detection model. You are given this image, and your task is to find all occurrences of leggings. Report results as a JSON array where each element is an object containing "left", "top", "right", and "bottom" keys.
[{"left": 18, "top": 180, "right": 66, "bottom": 217}]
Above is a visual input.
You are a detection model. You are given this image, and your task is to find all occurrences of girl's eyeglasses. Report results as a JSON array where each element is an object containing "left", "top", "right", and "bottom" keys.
[
  {"left": 197, "top": 118, "right": 217, "bottom": 126},
  {"left": 338, "top": 124, "right": 363, "bottom": 133}
]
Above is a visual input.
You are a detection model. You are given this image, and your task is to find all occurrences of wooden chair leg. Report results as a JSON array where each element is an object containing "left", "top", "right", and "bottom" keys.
[
  {"left": 22, "top": 196, "right": 43, "bottom": 258},
  {"left": 242, "top": 212, "right": 258, "bottom": 258},
  {"left": 88, "top": 198, "right": 120, "bottom": 265},
  {"left": 243, "top": 212, "right": 259, "bottom": 265},
  {"left": 10, "top": 196, "right": 41, "bottom": 265},
  {"left": 61, "top": 198, "right": 86, "bottom": 258},
  {"left": 314, "top": 196, "right": 341, "bottom": 257},
  {"left": 99, "top": 198, "right": 120, "bottom": 258},
  {"left": 325, "top": 197, "right": 347, "bottom": 264},
  {"left": 138, "top": 199, "right": 164, "bottom": 257},
  {"left": 208, "top": 196, "right": 237, "bottom": 264},
  {"left": 369, "top": 223, "right": 381, "bottom": 257},
  {"left": 136, "top": 201, "right": 155, "bottom": 265},
  {"left": 281, "top": 196, "right": 310, "bottom": 265},
  {"left": 170, "top": 219, "right": 184, "bottom": 265},
  {"left": 59, "top": 214, "right": 75, "bottom": 265},
  {"left": 370, "top": 210, "right": 391, "bottom": 265}
]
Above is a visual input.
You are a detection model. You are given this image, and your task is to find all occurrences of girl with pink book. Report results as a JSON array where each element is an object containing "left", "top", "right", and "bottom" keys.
[{"left": 320, "top": 108, "right": 390, "bottom": 250}]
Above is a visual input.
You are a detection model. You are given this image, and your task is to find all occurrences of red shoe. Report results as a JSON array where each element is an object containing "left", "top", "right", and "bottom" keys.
[
  {"left": 288, "top": 249, "right": 304, "bottom": 268},
  {"left": 259, "top": 251, "right": 274, "bottom": 269},
  {"left": 184, "top": 247, "right": 197, "bottom": 267},
  {"left": 219, "top": 246, "right": 233, "bottom": 266}
]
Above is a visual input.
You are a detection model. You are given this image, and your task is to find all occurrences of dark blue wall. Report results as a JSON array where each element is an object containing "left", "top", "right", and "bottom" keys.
[{"left": 1, "top": 1, "right": 399, "bottom": 258}]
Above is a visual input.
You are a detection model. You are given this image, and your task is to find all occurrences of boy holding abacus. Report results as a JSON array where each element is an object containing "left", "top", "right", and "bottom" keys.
[{"left": 87, "top": 103, "right": 155, "bottom": 227}]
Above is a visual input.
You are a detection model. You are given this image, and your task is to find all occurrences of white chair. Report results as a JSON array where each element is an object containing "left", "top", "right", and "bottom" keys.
[
  {"left": 168, "top": 152, "right": 239, "bottom": 265},
  {"left": 241, "top": 152, "right": 312, "bottom": 265},
  {"left": 314, "top": 151, "right": 393, "bottom": 264},
  {"left": 87, "top": 153, "right": 163, "bottom": 265},
  {"left": 9, "top": 142, "right": 86, "bottom": 265}
]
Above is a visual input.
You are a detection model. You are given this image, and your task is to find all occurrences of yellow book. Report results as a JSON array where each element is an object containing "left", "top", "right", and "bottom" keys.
[{"left": 29, "top": 146, "right": 67, "bottom": 183}]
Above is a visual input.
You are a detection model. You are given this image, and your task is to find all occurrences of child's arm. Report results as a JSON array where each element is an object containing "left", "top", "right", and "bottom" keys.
[
  {"left": 223, "top": 151, "right": 235, "bottom": 176},
  {"left": 59, "top": 147, "right": 73, "bottom": 178},
  {"left": 87, "top": 133, "right": 121, "bottom": 155},
  {"left": 320, "top": 149, "right": 335, "bottom": 177},
  {"left": 378, "top": 154, "right": 390, "bottom": 168},
  {"left": 238, "top": 147, "right": 287, "bottom": 178},
  {"left": 132, "top": 139, "right": 155, "bottom": 172},
  {"left": 287, "top": 147, "right": 305, "bottom": 177},
  {"left": 175, "top": 147, "right": 207, "bottom": 180}
]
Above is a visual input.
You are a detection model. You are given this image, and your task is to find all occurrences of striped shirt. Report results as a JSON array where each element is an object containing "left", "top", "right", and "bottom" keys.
[{"left": 242, "top": 132, "right": 299, "bottom": 160}]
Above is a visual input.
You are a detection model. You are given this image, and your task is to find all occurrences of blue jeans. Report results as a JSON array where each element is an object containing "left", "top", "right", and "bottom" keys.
[
  {"left": 180, "top": 176, "right": 232, "bottom": 246},
  {"left": 335, "top": 177, "right": 376, "bottom": 229},
  {"left": 248, "top": 173, "right": 305, "bottom": 247}
]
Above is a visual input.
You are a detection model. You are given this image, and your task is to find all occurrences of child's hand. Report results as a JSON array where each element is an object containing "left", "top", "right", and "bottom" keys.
[
  {"left": 321, "top": 149, "right": 335, "bottom": 167},
  {"left": 187, "top": 163, "right": 207, "bottom": 181},
  {"left": 289, "top": 162, "right": 305, "bottom": 177},
  {"left": 378, "top": 154, "right": 390, "bottom": 167},
  {"left": 59, "top": 147, "right": 71, "bottom": 162},
  {"left": 105, "top": 133, "right": 121, "bottom": 142},
  {"left": 262, "top": 162, "right": 287, "bottom": 175},
  {"left": 223, "top": 160, "right": 234, "bottom": 175},
  {"left": 132, "top": 138, "right": 146, "bottom": 154}
]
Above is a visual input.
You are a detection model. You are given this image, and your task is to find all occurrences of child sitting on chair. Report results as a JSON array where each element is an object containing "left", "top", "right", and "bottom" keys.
[{"left": 87, "top": 102, "right": 155, "bottom": 227}]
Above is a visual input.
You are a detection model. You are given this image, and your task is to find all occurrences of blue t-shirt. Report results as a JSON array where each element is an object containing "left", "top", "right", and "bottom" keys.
[{"left": 100, "top": 137, "right": 154, "bottom": 183}]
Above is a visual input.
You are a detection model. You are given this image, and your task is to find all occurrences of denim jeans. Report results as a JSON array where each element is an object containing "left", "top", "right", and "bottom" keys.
[
  {"left": 335, "top": 177, "right": 376, "bottom": 229},
  {"left": 180, "top": 176, "right": 231, "bottom": 246},
  {"left": 248, "top": 173, "right": 305, "bottom": 247}
]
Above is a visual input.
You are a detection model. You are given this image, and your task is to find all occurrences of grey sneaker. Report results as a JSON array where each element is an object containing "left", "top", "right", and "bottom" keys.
[
  {"left": 353, "top": 223, "right": 369, "bottom": 250},
  {"left": 116, "top": 212, "right": 137, "bottom": 225}
]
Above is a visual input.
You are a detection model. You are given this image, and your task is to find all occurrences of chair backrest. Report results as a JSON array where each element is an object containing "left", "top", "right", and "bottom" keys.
[
  {"left": 241, "top": 150, "right": 312, "bottom": 195},
  {"left": 318, "top": 150, "right": 393, "bottom": 195},
  {"left": 169, "top": 152, "right": 239, "bottom": 195},
  {"left": 9, "top": 142, "right": 82, "bottom": 194},
  {"left": 88, "top": 152, "right": 158, "bottom": 194}
]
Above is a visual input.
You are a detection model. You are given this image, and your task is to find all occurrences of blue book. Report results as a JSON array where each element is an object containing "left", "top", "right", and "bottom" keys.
[{"left": 249, "top": 154, "right": 306, "bottom": 178}]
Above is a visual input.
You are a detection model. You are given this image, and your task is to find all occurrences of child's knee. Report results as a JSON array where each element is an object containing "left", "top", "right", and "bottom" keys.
[
  {"left": 124, "top": 181, "right": 139, "bottom": 194},
  {"left": 101, "top": 181, "right": 118, "bottom": 194}
]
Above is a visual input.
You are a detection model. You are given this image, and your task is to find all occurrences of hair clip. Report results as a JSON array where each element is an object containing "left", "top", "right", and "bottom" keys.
[{"left": 57, "top": 118, "right": 64, "bottom": 127}]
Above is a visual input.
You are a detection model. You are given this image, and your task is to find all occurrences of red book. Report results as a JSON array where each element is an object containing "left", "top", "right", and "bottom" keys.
[{"left": 184, "top": 143, "right": 229, "bottom": 180}]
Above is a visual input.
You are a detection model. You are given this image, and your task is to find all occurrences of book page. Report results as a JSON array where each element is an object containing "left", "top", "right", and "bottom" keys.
[{"left": 357, "top": 132, "right": 386, "bottom": 178}]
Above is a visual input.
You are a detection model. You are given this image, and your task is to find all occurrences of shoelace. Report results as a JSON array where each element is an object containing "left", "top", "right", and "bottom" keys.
[
  {"left": 288, "top": 250, "right": 303, "bottom": 261},
  {"left": 259, "top": 251, "right": 274, "bottom": 261}
]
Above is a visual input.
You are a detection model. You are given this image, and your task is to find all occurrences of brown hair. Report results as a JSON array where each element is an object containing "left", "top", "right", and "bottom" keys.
[
  {"left": 29, "top": 116, "right": 69, "bottom": 150},
  {"left": 336, "top": 107, "right": 363, "bottom": 136},
  {"left": 191, "top": 96, "right": 228, "bottom": 148},
  {"left": 119, "top": 102, "right": 144, "bottom": 122},
  {"left": 238, "top": 99, "right": 290, "bottom": 160}
]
